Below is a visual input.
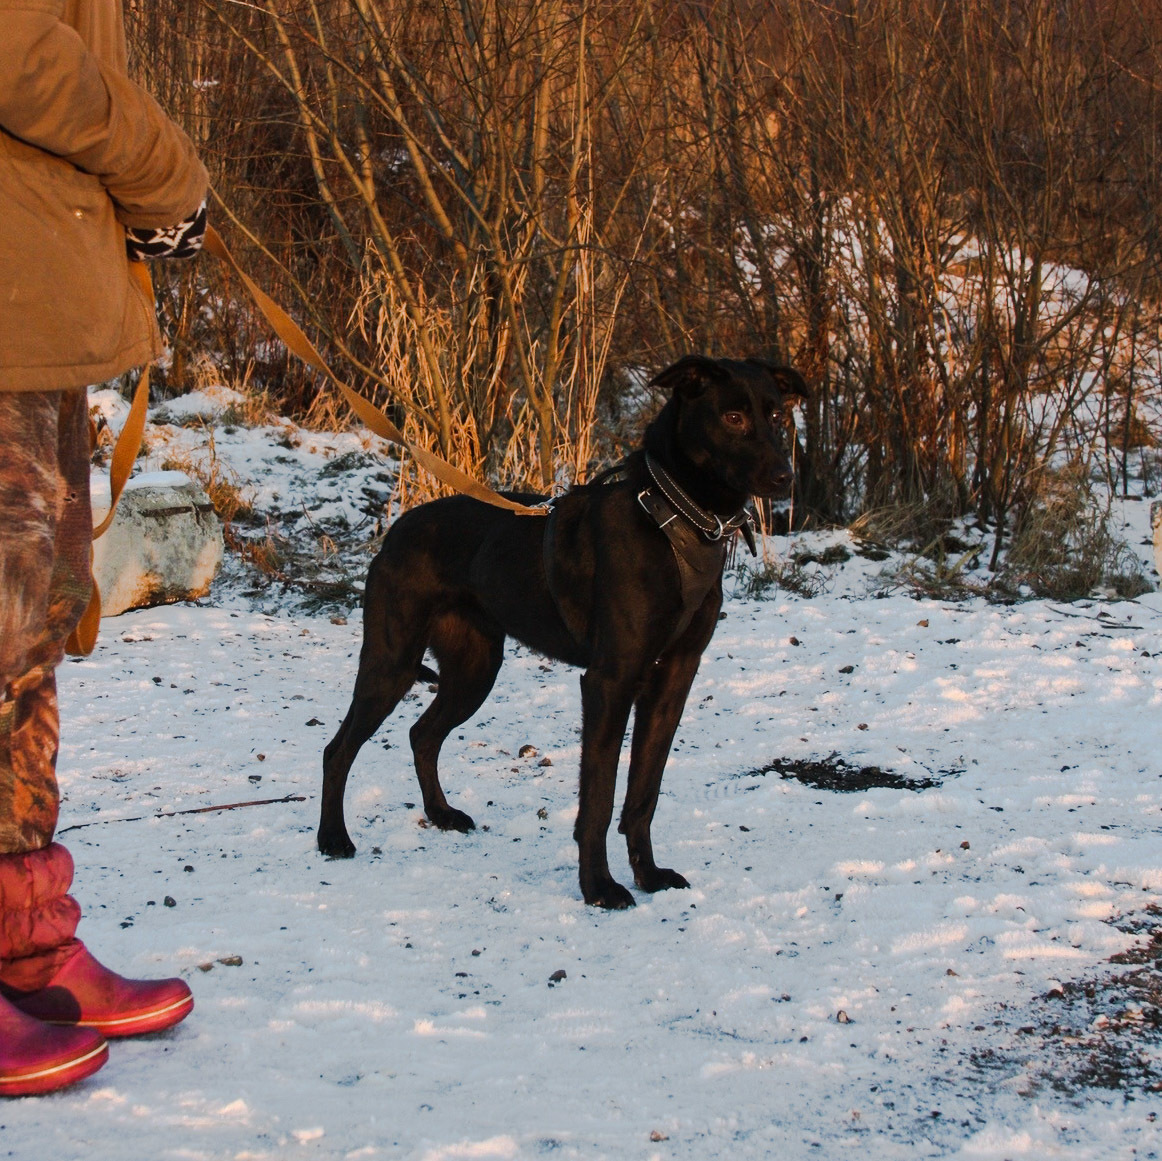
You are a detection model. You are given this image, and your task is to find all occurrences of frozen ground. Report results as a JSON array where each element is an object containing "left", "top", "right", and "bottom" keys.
[{"left": 2, "top": 390, "right": 1161, "bottom": 1160}]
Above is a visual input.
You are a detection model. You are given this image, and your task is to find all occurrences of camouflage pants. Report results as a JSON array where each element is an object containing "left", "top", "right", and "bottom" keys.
[{"left": 0, "top": 390, "right": 92, "bottom": 856}]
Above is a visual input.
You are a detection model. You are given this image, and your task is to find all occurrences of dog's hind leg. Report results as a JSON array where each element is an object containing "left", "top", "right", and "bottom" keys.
[
  {"left": 319, "top": 639, "right": 426, "bottom": 858},
  {"left": 408, "top": 613, "right": 503, "bottom": 833}
]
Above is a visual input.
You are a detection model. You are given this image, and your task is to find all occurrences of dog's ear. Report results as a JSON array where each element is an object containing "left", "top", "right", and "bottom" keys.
[
  {"left": 649, "top": 355, "right": 727, "bottom": 398},
  {"left": 749, "top": 360, "right": 809, "bottom": 402}
]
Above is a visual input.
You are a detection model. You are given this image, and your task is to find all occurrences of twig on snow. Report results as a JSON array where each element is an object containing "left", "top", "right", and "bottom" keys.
[{"left": 56, "top": 794, "right": 307, "bottom": 834}]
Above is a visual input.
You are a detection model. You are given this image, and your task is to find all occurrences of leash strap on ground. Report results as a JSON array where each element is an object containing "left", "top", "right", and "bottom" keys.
[{"left": 202, "top": 225, "right": 547, "bottom": 518}]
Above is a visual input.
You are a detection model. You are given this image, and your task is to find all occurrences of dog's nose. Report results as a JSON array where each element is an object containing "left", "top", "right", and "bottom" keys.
[{"left": 770, "top": 467, "right": 794, "bottom": 492}]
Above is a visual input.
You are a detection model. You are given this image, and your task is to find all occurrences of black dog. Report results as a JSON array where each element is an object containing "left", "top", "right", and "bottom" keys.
[{"left": 318, "top": 355, "right": 807, "bottom": 908}]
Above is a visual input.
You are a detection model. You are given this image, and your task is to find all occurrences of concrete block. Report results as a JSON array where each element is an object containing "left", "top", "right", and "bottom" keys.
[{"left": 91, "top": 471, "right": 223, "bottom": 617}]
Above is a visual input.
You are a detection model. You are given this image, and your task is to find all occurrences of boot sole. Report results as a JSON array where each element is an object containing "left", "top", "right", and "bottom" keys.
[
  {"left": 71, "top": 991, "right": 194, "bottom": 1038},
  {"left": 0, "top": 1041, "right": 108, "bottom": 1097}
]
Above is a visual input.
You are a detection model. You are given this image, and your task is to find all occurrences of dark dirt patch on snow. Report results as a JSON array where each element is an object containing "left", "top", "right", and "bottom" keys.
[
  {"left": 742, "top": 752, "right": 945, "bottom": 792},
  {"left": 971, "top": 905, "right": 1162, "bottom": 1096}
]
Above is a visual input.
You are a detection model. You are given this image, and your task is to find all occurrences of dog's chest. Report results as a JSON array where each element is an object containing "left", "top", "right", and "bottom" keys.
[{"left": 543, "top": 490, "right": 725, "bottom": 654}]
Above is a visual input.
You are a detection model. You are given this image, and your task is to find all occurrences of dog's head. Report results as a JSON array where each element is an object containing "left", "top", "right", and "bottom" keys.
[{"left": 648, "top": 355, "right": 808, "bottom": 499}]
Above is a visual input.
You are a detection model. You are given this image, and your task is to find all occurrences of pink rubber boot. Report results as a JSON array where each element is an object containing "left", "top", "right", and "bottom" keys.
[
  {"left": 0, "top": 992, "right": 107, "bottom": 1096},
  {"left": 1, "top": 937, "right": 193, "bottom": 1036},
  {"left": 0, "top": 844, "right": 192, "bottom": 1037}
]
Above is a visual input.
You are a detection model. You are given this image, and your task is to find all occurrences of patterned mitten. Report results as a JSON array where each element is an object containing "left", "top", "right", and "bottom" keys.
[{"left": 124, "top": 200, "right": 207, "bottom": 262}]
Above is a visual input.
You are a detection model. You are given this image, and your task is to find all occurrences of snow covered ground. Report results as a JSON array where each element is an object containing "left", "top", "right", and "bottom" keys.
[{"left": 3, "top": 390, "right": 1162, "bottom": 1160}]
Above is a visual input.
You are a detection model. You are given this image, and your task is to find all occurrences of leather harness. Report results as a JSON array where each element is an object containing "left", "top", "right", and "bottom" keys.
[{"left": 542, "top": 455, "right": 758, "bottom": 649}]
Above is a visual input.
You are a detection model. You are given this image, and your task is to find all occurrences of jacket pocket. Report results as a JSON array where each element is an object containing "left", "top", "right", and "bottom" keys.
[{"left": 0, "top": 144, "right": 132, "bottom": 385}]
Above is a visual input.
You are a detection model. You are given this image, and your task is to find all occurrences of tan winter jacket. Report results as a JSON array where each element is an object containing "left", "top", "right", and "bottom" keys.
[{"left": 0, "top": 0, "right": 208, "bottom": 392}]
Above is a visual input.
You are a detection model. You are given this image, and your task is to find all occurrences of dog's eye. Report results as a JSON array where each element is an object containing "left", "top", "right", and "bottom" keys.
[{"left": 722, "top": 411, "right": 749, "bottom": 430}]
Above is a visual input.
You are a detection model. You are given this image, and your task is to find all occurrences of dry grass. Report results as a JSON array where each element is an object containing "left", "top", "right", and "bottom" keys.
[
  {"left": 734, "top": 554, "right": 835, "bottom": 599},
  {"left": 227, "top": 524, "right": 290, "bottom": 580},
  {"left": 859, "top": 461, "right": 1152, "bottom": 603},
  {"left": 217, "top": 391, "right": 276, "bottom": 430},
  {"left": 154, "top": 360, "right": 276, "bottom": 431},
  {"left": 850, "top": 491, "right": 994, "bottom": 600},
  {"left": 848, "top": 486, "right": 965, "bottom": 558},
  {"left": 1000, "top": 461, "right": 1152, "bottom": 601},
  {"left": 160, "top": 434, "right": 254, "bottom": 526},
  {"left": 874, "top": 552, "right": 993, "bottom": 602}
]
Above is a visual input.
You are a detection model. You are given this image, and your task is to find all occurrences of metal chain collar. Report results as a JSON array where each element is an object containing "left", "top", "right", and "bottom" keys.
[{"left": 643, "top": 453, "right": 753, "bottom": 542}]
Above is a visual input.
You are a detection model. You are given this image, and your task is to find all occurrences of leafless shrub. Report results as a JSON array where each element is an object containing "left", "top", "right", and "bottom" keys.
[{"left": 124, "top": 0, "right": 1162, "bottom": 524}]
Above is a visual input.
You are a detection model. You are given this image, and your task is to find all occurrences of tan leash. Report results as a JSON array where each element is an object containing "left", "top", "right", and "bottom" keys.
[
  {"left": 66, "top": 261, "right": 154, "bottom": 656},
  {"left": 201, "top": 226, "right": 546, "bottom": 517},
  {"left": 67, "top": 224, "right": 547, "bottom": 657}
]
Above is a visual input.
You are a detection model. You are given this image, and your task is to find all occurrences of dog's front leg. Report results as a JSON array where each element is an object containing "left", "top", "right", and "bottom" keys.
[
  {"left": 575, "top": 666, "right": 638, "bottom": 909},
  {"left": 618, "top": 652, "right": 701, "bottom": 892},
  {"left": 620, "top": 592, "right": 719, "bottom": 891}
]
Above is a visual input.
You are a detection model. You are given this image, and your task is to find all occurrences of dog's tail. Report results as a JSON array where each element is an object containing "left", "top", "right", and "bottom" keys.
[{"left": 416, "top": 663, "right": 439, "bottom": 686}]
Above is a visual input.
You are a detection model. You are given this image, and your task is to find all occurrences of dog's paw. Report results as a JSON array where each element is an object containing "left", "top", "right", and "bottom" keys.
[
  {"left": 635, "top": 866, "right": 690, "bottom": 893},
  {"left": 428, "top": 806, "right": 476, "bottom": 833},
  {"left": 318, "top": 830, "right": 357, "bottom": 858},
  {"left": 584, "top": 879, "right": 637, "bottom": 910}
]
